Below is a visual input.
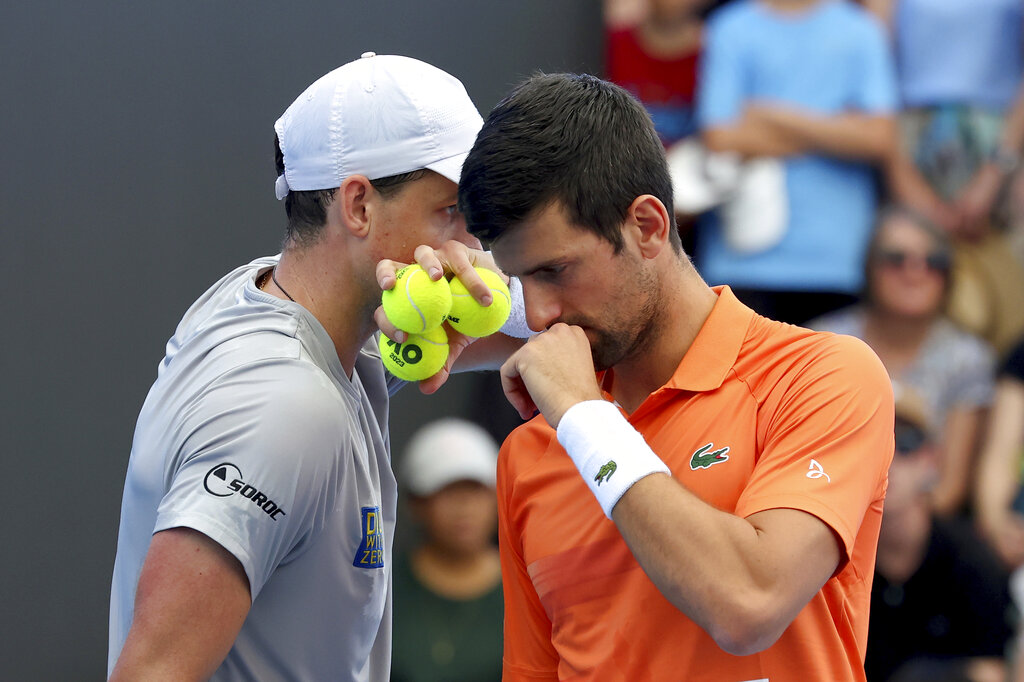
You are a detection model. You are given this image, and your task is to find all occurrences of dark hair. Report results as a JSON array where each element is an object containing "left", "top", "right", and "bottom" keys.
[
  {"left": 458, "top": 73, "right": 679, "bottom": 253},
  {"left": 274, "top": 134, "right": 426, "bottom": 248}
]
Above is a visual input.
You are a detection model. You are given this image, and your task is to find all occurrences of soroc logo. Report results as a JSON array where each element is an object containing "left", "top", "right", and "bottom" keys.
[
  {"left": 353, "top": 506, "right": 385, "bottom": 569},
  {"left": 203, "top": 463, "right": 287, "bottom": 520}
]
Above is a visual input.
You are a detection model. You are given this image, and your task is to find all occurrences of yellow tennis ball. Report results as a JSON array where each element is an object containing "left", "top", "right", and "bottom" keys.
[
  {"left": 378, "top": 325, "right": 450, "bottom": 381},
  {"left": 381, "top": 264, "right": 452, "bottom": 334},
  {"left": 446, "top": 267, "right": 512, "bottom": 338}
]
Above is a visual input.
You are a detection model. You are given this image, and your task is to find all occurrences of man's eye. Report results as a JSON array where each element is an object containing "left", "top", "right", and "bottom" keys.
[
  {"left": 539, "top": 265, "right": 566, "bottom": 279},
  {"left": 444, "top": 204, "right": 458, "bottom": 217}
]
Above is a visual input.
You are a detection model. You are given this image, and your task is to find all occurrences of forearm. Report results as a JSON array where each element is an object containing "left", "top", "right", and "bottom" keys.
[
  {"left": 702, "top": 123, "right": 806, "bottom": 159},
  {"left": 862, "top": 0, "right": 893, "bottom": 27},
  {"left": 931, "top": 408, "right": 985, "bottom": 516},
  {"left": 550, "top": 400, "right": 841, "bottom": 654},
  {"left": 967, "top": 84, "right": 1024, "bottom": 192},
  {"left": 452, "top": 333, "right": 524, "bottom": 373},
  {"left": 754, "top": 107, "right": 896, "bottom": 161},
  {"left": 612, "top": 475, "right": 838, "bottom": 655},
  {"left": 1000, "top": 83, "right": 1024, "bottom": 155},
  {"left": 975, "top": 381, "right": 1024, "bottom": 531},
  {"left": 975, "top": 454, "right": 1018, "bottom": 541},
  {"left": 886, "top": 151, "right": 947, "bottom": 213}
]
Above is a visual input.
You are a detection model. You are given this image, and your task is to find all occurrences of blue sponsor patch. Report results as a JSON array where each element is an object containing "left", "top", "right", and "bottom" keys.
[{"left": 352, "top": 506, "right": 385, "bottom": 569}]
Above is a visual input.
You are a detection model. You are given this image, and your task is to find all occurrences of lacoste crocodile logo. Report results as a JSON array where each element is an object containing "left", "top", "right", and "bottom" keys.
[
  {"left": 594, "top": 461, "right": 617, "bottom": 486},
  {"left": 690, "top": 443, "right": 730, "bottom": 470}
]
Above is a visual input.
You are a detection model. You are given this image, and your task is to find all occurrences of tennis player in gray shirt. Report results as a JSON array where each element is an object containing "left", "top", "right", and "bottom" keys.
[{"left": 107, "top": 53, "right": 525, "bottom": 681}]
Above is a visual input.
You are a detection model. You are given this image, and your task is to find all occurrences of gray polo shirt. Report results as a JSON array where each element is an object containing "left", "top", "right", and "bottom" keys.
[{"left": 109, "top": 256, "right": 400, "bottom": 681}]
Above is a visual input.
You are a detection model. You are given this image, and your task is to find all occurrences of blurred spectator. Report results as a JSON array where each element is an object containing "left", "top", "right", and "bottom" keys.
[
  {"left": 865, "top": 0, "right": 1024, "bottom": 354},
  {"left": 605, "top": 0, "right": 720, "bottom": 254},
  {"left": 693, "top": 0, "right": 898, "bottom": 325},
  {"left": 392, "top": 419, "right": 502, "bottom": 682},
  {"left": 865, "top": 387, "right": 1013, "bottom": 682},
  {"left": 605, "top": 0, "right": 711, "bottom": 148},
  {"left": 810, "top": 206, "right": 996, "bottom": 515},
  {"left": 1008, "top": 168, "right": 1024, "bottom": 268},
  {"left": 604, "top": 0, "right": 651, "bottom": 29},
  {"left": 975, "top": 338, "right": 1024, "bottom": 569}
]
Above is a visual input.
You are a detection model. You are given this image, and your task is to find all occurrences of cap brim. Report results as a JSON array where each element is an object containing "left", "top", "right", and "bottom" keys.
[{"left": 426, "top": 151, "right": 469, "bottom": 184}]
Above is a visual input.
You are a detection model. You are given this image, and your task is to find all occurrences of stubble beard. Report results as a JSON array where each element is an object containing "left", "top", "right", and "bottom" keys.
[{"left": 584, "top": 265, "right": 663, "bottom": 372}]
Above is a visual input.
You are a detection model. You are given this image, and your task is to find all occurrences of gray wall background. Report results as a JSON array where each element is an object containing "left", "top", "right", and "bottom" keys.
[{"left": 1, "top": 2, "right": 601, "bottom": 678}]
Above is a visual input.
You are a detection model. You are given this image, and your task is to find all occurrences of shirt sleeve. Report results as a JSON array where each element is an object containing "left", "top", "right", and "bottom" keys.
[
  {"left": 697, "top": 12, "right": 747, "bottom": 128},
  {"left": 154, "top": 360, "right": 351, "bottom": 600},
  {"left": 735, "top": 334, "right": 894, "bottom": 564},
  {"left": 497, "top": 440, "right": 560, "bottom": 681}
]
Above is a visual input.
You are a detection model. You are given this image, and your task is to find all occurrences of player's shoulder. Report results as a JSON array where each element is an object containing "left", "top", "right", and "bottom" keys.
[
  {"left": 167, "top": 320, "right": 345, "bottom": 452},
  {"left": 809, "top": 329, "right": 889, "bottom": 380},
  {"left": 739, "top": 316, "right": 889, "bottom": 395}
]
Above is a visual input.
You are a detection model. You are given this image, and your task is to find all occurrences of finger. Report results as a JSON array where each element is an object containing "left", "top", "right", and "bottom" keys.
[
  {"left": 418, "top": 364, "right": 450, "bottom": 395},
  {"left": 376, "top": 259, "right": 408, "bottom": 292},
  {"left": 501, "top": 374, "right": 537, "bottom": 420},
  {"left": 418, "top": 330, "right": 473, "bottom": 395},
  {"left": 499, "top": 356, "right": 537, "bottom": 420},
  {"left": 458, "top": 233, "right": 484, "bottom": 251},
  {"left": 373, "top": 305, "right": 407, "bottom": 344},
  {"left": 439, "top": 243, "right": 511, "bottom": 306},
  {"left": 449, "top": 262, "right": 496, "bottom": 307},
  {"left": 413, "top": 244, "right": 445, "bottom": 280}
]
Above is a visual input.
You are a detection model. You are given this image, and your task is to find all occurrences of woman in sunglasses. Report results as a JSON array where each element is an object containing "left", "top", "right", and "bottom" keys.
[{"left": 811, "top": 205, "right": 997, "bottom": 517}]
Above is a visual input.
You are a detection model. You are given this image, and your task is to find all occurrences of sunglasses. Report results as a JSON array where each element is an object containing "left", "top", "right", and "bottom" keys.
[
  {"left": 876, "top": 249, "right": 951, "bottom": 273},
  {"left": 894, "top": 421, "right": 927, "bottom": 455}
]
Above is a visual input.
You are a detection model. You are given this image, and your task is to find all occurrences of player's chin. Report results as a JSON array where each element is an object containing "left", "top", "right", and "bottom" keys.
[
  {"left": 589, "top": 335, "right": 630, "bottom": 372},
  {"left": 590, "top": 346, "right": 615, "bottom": 373}
]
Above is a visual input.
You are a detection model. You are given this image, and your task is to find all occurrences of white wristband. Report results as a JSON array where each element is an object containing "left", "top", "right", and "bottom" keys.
[
  {"left": 499, "top": 276, "right": 537, "bottom": 339},
  {"left": 556, "top": 400, "right": 671, "bottom": 518}
]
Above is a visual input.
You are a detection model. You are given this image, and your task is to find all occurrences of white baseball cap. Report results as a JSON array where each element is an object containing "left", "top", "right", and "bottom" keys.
[
  {"left": 274, "top": 52, "right": 483, "bottom": 200},
  {"left": 401, "top": 418, "right": 499, "bottom": 496}
]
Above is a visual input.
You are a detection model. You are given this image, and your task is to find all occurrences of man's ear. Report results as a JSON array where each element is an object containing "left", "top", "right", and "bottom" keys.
[
  {"left": 627, "top": 194, "right": 672, "bottom": 259},
  {"left": 338, "top": 175, "right": 374, "bottom": 238}
]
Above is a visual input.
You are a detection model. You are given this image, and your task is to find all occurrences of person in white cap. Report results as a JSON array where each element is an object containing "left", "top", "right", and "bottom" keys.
[
  {"left": 391, "top": 418, "right": 503, "bottom": 682},
  {"left": 107, "top": 53, "right": 523, "bottom": 681}
]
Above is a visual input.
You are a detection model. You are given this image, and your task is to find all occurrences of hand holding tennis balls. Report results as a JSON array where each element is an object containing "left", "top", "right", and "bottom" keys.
[
  {"left": 378, "top": 325, "right": 450, "bottom": 382},
  {"left": 378, "top": 263, "right": 509, "bottom": 381},
  {"left": 381, "top": 264, "right": 452, "bottom": 334},
  {"left": 447, "top": 267, "right": 511, "bottom": 338}
]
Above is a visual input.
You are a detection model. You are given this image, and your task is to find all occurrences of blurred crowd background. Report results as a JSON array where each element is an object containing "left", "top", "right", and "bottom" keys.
[{"left": 6, "top": 0, "right": 1024, "bottom": 679}]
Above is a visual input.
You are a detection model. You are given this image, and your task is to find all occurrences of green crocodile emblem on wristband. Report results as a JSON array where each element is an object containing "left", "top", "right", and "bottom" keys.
[
  {"left": 690, "top": 443, "right": 730, "bottom": 470},
  {"left": 594, "top": 460, "right": 617, "bottom": 486}
]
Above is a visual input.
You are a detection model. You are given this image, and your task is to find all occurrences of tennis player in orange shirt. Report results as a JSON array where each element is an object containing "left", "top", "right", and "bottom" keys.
[{"left": 457, "top": 73, "right": 895, "bottom": 682}]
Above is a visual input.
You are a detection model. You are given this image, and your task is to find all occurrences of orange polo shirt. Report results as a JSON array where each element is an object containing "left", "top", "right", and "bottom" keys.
[{"left": 498, "top": 287, "right": 894, "bottom": 682}]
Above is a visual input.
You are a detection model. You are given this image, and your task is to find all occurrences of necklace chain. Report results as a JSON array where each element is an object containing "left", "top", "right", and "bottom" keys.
[{"left": 270, "top": 267, "right": 296, "bottom": 302}]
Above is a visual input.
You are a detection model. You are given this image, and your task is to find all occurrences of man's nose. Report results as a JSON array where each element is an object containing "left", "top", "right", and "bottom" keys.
[{"left": 523, "top": 284, "right": 559, "bottom": 332}]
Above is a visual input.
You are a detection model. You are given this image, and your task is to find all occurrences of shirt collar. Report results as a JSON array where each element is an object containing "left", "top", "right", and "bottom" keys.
[{"left": 665, "top": 285, "right": 754, "bottom": 392}]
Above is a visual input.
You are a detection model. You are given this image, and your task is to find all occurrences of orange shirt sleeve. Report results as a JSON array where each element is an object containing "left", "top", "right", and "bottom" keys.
[
  {"left": 497, "top": 435, "right": 560, "bottom": 681},
  {"left": 734, "top": 333, "right": 894, "bottom": 563}
]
